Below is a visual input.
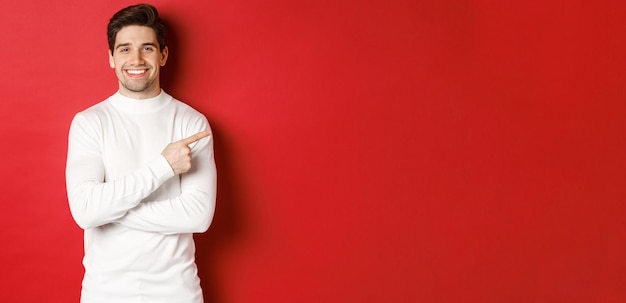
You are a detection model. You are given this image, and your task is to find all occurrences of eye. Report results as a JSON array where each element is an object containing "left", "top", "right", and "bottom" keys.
[
  {"left": 119, "top": 47, "right": 130, "bottom": 53},
  {"left": 143, "top": 46, "right": 155, "bottom": 52}
]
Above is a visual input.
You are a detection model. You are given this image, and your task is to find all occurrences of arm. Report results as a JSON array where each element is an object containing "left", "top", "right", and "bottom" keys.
[
  {"left": 65, "top": 114, "right": 175, "bottom": 229},
  {"left": 115, "top": 123, "right": 217, "bottom": 235}
]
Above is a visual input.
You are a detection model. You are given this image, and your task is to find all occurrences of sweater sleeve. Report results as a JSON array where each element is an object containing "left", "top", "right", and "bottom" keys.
[
  {"left": 66, "top": 114, "right": 176, "bottom": 230},
  {"left": 114, "top": 121, "right": 217, "bottom": 235}
]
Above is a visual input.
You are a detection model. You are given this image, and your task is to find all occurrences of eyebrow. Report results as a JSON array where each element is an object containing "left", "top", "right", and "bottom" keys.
[{"left": 115, "top": 42, "right": 158, "bottom": 50}]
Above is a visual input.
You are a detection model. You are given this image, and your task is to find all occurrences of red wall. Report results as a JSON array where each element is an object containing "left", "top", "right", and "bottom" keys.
[{"left": 1, "top": 1, "right": 625, "bottom": 302}]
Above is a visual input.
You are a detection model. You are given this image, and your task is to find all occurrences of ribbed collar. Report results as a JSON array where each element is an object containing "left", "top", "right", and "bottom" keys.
[{"left": 108, "top": 90, "right": 172, "bottom": 114}]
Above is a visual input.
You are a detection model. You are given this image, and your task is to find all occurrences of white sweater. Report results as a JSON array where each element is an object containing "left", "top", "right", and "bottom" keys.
[{"left": 66, "top": 91, "right": 216, "bottom": 303}]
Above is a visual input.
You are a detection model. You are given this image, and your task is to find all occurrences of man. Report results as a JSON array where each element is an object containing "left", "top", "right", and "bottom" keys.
[{"left": 65, "top": 4, "right": 216, "bottom": 303}]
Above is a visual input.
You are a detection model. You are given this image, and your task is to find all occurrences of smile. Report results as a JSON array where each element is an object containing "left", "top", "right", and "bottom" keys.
[{"left": 125, "top": 69, "right": 148, "bottom": 76}]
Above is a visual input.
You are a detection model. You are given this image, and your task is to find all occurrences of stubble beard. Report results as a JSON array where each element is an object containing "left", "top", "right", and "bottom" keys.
[
  {"left": 121, "top": 77, "right": 155, "bottom": 93},
  {"left": 117, "top": 66, "right": 157, "bottom": 93}
]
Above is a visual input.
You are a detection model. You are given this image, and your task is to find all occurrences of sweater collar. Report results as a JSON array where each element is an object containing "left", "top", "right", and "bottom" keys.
[{"left": 108, "top": 90, "right": 172, "bottom": 114}]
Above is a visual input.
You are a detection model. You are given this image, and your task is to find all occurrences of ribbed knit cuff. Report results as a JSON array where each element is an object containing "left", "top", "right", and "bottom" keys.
[{"left": 146, "top": 155, "right": 176, "bottom": 184}]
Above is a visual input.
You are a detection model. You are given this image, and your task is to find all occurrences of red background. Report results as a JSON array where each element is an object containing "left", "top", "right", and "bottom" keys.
[{"left": 1, "top": 1, "right": 625, "bottom": 302}]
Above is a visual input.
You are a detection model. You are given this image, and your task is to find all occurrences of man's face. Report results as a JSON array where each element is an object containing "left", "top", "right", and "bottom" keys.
[{"left": 109, "top": 25, "right": 168, "bottom": 99}]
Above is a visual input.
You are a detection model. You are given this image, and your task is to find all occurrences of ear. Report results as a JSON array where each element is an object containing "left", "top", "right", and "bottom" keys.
[
  {"left": 160, "top": 46, "right": 169, "bottom": 66},
  {"left": 108, "top": 49, "right": 115, "bottom": 68}
]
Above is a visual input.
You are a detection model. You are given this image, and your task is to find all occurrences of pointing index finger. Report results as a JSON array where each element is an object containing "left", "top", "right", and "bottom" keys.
[{"left": 180, "top": 130, "right": 212, "bottom": 146}]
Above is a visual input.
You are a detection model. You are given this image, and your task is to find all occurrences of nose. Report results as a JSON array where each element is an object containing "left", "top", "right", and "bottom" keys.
[{"left": 129, "top": 49, "right": 144, "bottom": 65}]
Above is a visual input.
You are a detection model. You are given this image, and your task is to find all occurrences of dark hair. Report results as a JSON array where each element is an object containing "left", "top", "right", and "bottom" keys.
[{"left": 107, "top": 3, "right": 166, "bottom": 53}]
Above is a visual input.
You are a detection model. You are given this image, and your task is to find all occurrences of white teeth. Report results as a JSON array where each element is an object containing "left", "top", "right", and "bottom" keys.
[{"left": 127, "top": 70, "right": 146, "bottom": 75}]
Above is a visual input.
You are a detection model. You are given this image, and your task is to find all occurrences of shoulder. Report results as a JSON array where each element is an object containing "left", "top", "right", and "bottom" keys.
[
  {"left": 169, "top": 95, "right": 204, "bottom": 115},
  {"left": 166, "top": 94, "right": 211, "bottom": 133},
  {"left": 72, "top": 96, "right": 115, "bottom": 121},
  {"left": 69, "top": 95, "right": 123, "bottom": 137},
  {"left": 168, "top": 94, "right": 209, "bottom": 122}
]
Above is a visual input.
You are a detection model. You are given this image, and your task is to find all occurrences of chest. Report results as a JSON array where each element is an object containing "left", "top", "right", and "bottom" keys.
[{"left": 101, "top": 111, "right": 177, "bottom": 179}]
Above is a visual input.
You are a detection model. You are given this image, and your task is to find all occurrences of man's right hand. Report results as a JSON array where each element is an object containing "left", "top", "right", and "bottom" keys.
[{"left": 161, "top": 130, "right": 212, "bottom": 175}]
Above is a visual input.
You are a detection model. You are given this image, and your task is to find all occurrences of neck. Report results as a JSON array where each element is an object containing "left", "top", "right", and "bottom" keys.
[{"left": 118, "top": 82, "right": 162, "bottom": 100}]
